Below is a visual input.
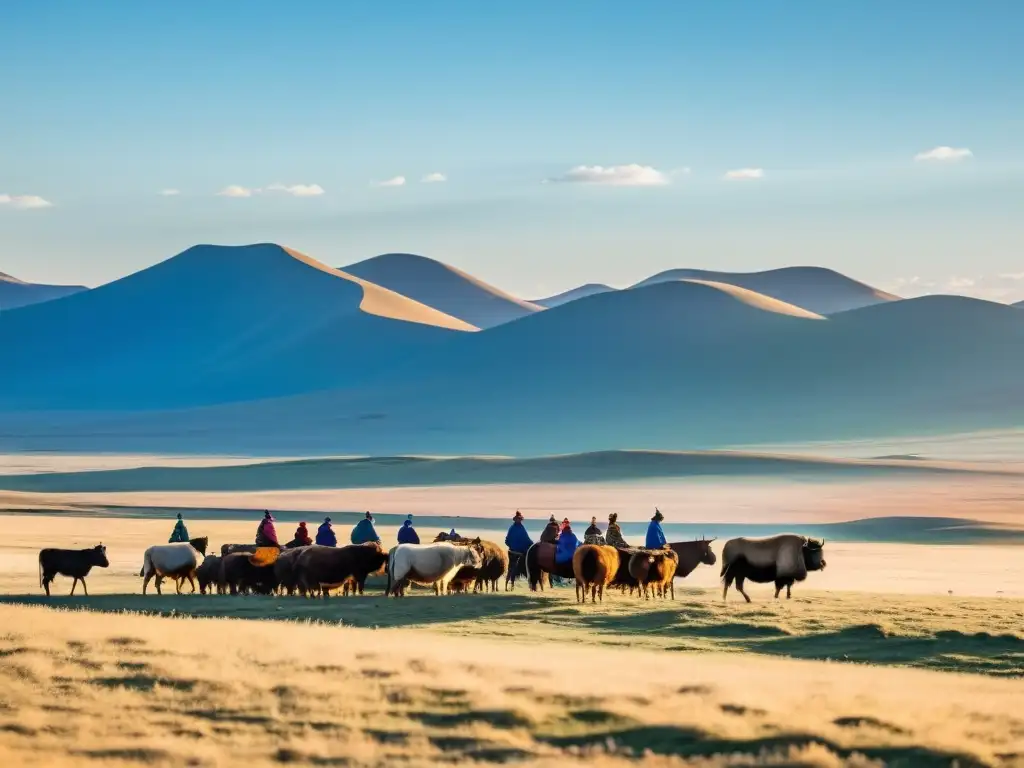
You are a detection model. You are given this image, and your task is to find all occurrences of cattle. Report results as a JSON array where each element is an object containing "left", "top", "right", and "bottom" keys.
[
  {"left": 38, "top": 545, "right": 109, "bottom": 596},
  {"left": 628, "top": 549, "right": 679, "bottom": 600},
  {"left": 220, "top": 551, "right": 280, "bottom": 595},
  {"left": 273, "top": 547, "right": 309, "bottom": 596},
  {"left": 386, "top": 542, "right": 484, "bottom": 597},
  {"left": 220, "top": 543, "right": 259, "bottom": 557},
  {"left": 294, "top": 543, "right": 388, "bottom": 598},
  {"left": 721, "top": 535, "right": 826, "bottom": 602},
  {"left": 140, "top": 543, "right": 201, "bottom": 595},
  {"left": 668, "top": 538, "right": 717, "bottom": 579},
  {"left": 571, "top": 544, "right": 619, "bottom": 603},
  {"left": 195, "top": 555, "right": 223, "bottom": 595}
]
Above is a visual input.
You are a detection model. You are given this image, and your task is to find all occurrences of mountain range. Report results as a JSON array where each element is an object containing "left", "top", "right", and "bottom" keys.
[
  {"left": 0, "top": 270, "right": 86, "bottom": 310},
  {"left": 1, "top": 244, "right": 1021, "bottom": 455}
]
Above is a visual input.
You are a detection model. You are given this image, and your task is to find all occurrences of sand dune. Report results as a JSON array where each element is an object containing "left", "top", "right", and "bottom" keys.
[
  {"left": 531, "top": 282, "right": 615, "bottom": 307},
  {"left": 343, "top": 252, "right": 543, "bottom": 328},
  {"left": 0, "top": 244, "right": 473, "bottom": 409},
  {"left": 0, "top": 270, "right": 86, "bottom": 310},
  {"left": 633, "top": 266, "right": 899, "bottom": 315}
]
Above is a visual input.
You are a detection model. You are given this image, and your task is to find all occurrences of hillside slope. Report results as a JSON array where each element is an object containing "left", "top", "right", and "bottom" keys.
[
  {"left": 0, "top": 244, "right": 474, "bottom": 409},
  {"left": 633, "top": 266, "right": 899, "bottom": 314},
  {"left": 0, "top": 270, "right": 86, "bottom": 310},
  {"left": 531, "top": 283, "right": 615, "bottom": 308},
  {"left": 343, "top": 252, "right": 543, "bottom": 328}
]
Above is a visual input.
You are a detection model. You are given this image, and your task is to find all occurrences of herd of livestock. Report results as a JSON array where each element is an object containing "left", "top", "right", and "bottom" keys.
[{"left": 36, "top": 529, "right": 828, "bottom": 604}]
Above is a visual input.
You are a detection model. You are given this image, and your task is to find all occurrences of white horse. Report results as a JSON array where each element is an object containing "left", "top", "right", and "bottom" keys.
[{"left": 386, "top": 542, "right": 483, "bottom": 597}]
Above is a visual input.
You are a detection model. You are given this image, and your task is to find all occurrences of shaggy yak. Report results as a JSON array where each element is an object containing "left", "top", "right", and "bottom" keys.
[
  {"left": 720, "top": 535, "right": 826, "bottom": 602},
  {"left": 219, "top": 550, "right": 280, "bottom": 596},
  {"left": 386, "top": 542, "right": 484, "bottom": 597},
  {"left": 294, "top": 543, "right": 388, "bottom": 598},
  {"left": 140, "top": 542, "right": 201, "bottom": 595},
  {"left": 571, "top": 544, "right": 619, "bottom": 603},
  {"left": 273, "top": 547, "right": 310, "bottom": 596},
  {"left": 195, "top": 554, "right": 223, "bottom": 595},
  {"left": 38, "top": 544, "right": 110, "bottom": 597},
  {"left": 628, "top": 549, "right": 680, "bottom": 600}
]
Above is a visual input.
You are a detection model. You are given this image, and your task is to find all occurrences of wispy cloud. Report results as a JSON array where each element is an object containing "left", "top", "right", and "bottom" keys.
[
  {"left": 158, "top": 189, "right": 181, "bottom": 197},
  {"left": 723, "top": 168, "right": 764, "bottom": 181},
  {"left": 885, "top": 273, "right": 1024, "bottom": 303},
  {"left": 0, "top": 194, "right": 53, "bottom": 210},
  {"left": 265, "top": 183, "right": 325, "bottom": 197},
  {"left": 217, "top": 185, "right": 255, "bottom": 198},
  {"left": 914, "top": 146, "right": 973, "bottom": 162},
  {"left": 374, "top": 176, "right": 407, "bottom": 188},
  {"left": 545, "top": 164, "right": 671, "bottom": 187},
  {"left": 421, "top": 172, "right": 447, "bottom": 183}
]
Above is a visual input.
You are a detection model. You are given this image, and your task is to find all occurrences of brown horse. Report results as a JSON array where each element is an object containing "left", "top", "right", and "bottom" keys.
[{"left": 525, "top": 542, "right": 574, "bottom": 591}]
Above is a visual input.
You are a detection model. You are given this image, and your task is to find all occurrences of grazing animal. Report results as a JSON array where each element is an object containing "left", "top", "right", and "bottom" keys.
[
  {"left": 386, "top": 542, "right": 484, "bottom": 597},
  {"left": 668, "top": 538, "right": 717, "bottom": 579},
  {"left": 219, "top": 551, "right": 279, "bottom": 595},
  {"left": 188, "top": 536, "right": 209, "bottom": 556},
  {"left": 524, "top": 542, "right": 574, "bottom": 591},
  {"left": 220, "top": 543, "right": 259, "bottom": 557},
  {"left": 572, "top": 544, "right": 619, "bottom": 603},
  {"left": 721, "top": 535, "right": 827, "bottom": 602},
  {"left": 195, "top": 554, "right": 223, "bottom": 595},
  {"left": 609, "top": 547, "right": 639, "bottom": 593},
  {"left": 442, "top": 537, "right": 509, "bottom": 593},
  {"left": 273, "top": 547, "right": 308, "bottom": 596},
  {"left": 38, "top": 545, "right": 109, "bottom": 597},
  {"left": 295, "top": 543, "right": 388, "bottom": 598},
  {"left": 628, "top": 549, "right": 679, "bottom": 600},
  {"left": 140, "top": 543, "right": 201, "bottom": 595}
]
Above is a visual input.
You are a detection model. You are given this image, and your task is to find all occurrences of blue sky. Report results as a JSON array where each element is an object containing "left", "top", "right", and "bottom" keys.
[{"left": 2, "top": 0, "right": 1022, "bottom": 300}]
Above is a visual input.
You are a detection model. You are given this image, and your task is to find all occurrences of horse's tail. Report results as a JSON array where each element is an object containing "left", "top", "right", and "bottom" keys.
[
  {"left": 524, "top": 544, "right": 536, "bottom": 591},
  {"left": 385, "top": 547, "right": 395, "bottom": 596},
  {"left": 579, "top": 547, "right": 598, "bottom": 585},
  {"left": 140, "top": 548, "right": 151, "bottom": 579}
]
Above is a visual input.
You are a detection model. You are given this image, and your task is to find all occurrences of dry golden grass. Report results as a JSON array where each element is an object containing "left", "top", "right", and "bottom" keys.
[{"left": 2, "top": 604, "right": 1023, "bottom": 767}]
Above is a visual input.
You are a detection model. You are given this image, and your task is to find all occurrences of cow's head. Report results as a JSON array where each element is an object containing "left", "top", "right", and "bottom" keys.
[
  {"left": 92, "top": 544, "right": 110, "bottom": 568},
  {"left": 802, "top": 538, "right": 826, "bottom": 571},
  {"left": 698, "top": 536, "right": 718, "bottom": 566}
]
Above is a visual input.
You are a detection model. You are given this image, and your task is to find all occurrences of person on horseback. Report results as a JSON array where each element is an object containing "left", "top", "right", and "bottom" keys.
[
  {"left": 168, "top": 512, "right": 189, "bottom": 543},
  {"left": 316, "top": 517, "right": 337, "bottom": 547},
  {"left": 645, "top": 508, "right": 667, "bottom": 549},
  {"left": 539, "top": 515, "right": 560, "bottom": 544},
  {"left": 583, "top": 516, "right": 605, "bottom": 545},
  {"left": 397, "top": 514, "right": 420, "bottom": 545},
  {"left": 554, "top": 518, "right": 579, "bottom": 565},
  {"left": 293, "top": 521, "right": 312, "bottom": 546},
  {"left": 605, "top": 513, "right": 628, "bottom": 549},
  {"left": 351, "top": 511, "right": 381, "bottom": 545},
  {"left": 505, "top": 510, "right": 533, "bottom": 569},
  {"left": 255, "top": 510, "right": 279, "bottom": 547}
]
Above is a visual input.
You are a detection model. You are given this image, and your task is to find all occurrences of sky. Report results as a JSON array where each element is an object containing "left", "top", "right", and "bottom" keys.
[{"left": 2, "top": 0, "right": 1023, "bottom": 301}]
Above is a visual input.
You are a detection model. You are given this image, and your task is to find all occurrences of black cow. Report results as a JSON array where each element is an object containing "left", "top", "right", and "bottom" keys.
[{"left": 39, "top": 545, "right": 110, "bottom": 596}]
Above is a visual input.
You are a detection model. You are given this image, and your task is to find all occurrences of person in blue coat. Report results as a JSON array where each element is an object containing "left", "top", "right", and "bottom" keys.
[
  {"left": 505, "top": 511, "right": 533, "bottom": 555},
  {"left": 351, "top": 511, "right": 381, "bottom": 545},
  {"left": 554, "top": 519, "right": 580, "bottom": 565},
  {"left": 397, "top": 515, "right": 420, "bottom": 545},
  {"left": 645, "top": 508, "right": 667, "bottom": 549},
  {"left": 316, "top": 517, "right": 337, "bottom": 547}
]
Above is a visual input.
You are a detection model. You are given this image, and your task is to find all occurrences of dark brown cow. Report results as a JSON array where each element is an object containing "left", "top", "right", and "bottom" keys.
[
  {"left": 628, "top": 549, "right": 679, "bottom": 600},
  {"left": 273, "top": 547, "right": 309, "bottom": 596},
  {"left": 195, "top": 555, "right": 223, "bottom": 595},
  {"left": 219, "top": 552, "right": 279, "bottom": 595},
  {"left": 295, "top": 543, "right": 388, "bottom": 598},
  {"left": 39, "top": 545, "right": 109, "bottom": 596}
]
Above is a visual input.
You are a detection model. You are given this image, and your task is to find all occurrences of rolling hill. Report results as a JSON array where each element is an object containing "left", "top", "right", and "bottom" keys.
[
  {"left": 342, "top": 252, "right": 543, "bottom": 328},
  {"left": 0, "top": 270, "right": 86, "bottom": 310},
  {"left": 0, "top": 244, "right": 474, "bottom": 409},
  {"left": 531, "top": 283, "right": 615, "bottom": 308},
  {"left": 633, "top": 266, "right": 899, "bottom": 314}
]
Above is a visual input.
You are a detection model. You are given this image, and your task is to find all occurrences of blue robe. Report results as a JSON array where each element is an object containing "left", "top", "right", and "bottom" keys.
[
  {"left": 645, "top": 520, "right": 667, "bottom": 549},
  {"left": 505, "top": 522, "right": 533, "bottom": 553},
  {"left": 397, "top": 521, "right": 420, "bottom": 545},
  {"left": 351, "top": 518, "right": 380, "bottom": 545},
  {"left": 315, "top": 523, "right": 337, "bottom": 547},
  {"left": 555, "top": 529, "right": 580, "bottom": 565}
]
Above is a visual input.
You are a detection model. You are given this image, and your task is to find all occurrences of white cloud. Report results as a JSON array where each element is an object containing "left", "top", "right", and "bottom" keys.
[
  {"left": 421, "top": 172, "right": 447, "bottom": 183},
  {"left": 265, "top": 183, "right": 325, "bottom": 197},
  {"left": 723, "top": 168, "right": 764, "bottom": 181},
  {"left": 914, "top": 146, "right": 973, "bottom": 162},
  {"left": 217, "top": 185, "right": 255, "bottom": 198},
  {"left": 159, "top": 189, "right": 181, "bottom": 196},
  {"left": 0, "top": 194, "right": 53, "bottom": 210},
  {"left": 885, "top": 274, "right": 1024, "bottom": 303},
  {"left": 546, "top": 164, "right": 671, "bottom": 186},
  {"left": 374, "top": 176, "right": 407, "bottom": 187}
]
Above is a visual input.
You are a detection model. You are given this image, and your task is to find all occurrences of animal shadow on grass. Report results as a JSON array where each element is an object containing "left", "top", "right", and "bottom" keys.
[
  {"left": 541, "top": 726, "right": 989, "bottom": 768},
  {"left": 573, "top": 609, "right": 789, "bottom": 639},
  {"left": 0, "top": 593, "right": 541, "bottom": 629},
  {"left": 749, "top": 624, "right": 1024, "bottom": 676}
]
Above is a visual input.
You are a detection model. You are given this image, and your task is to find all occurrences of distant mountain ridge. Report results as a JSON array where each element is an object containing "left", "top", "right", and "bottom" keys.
[
  {"left": 531, "top": 283, "right": 615, "bottom": 308},
  {"left": 343, "top": 252, "right": 543, "bottom": 329},
  {"left": 0, "top": 270, "right": 87, "bottom": 310}
]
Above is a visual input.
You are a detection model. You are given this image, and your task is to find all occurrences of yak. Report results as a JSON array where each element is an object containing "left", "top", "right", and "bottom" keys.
[{"left": 721, "top": 534, "right": 826, "bottom": 602}]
